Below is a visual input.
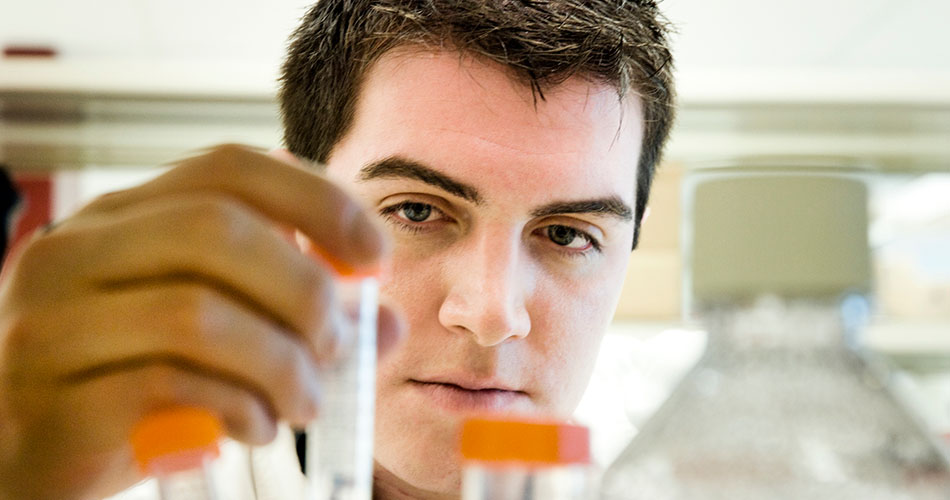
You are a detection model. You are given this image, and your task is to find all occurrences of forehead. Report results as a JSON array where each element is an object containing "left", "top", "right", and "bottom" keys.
[{"left": 329, "top": 48, "right": 643, "bottom": 203}]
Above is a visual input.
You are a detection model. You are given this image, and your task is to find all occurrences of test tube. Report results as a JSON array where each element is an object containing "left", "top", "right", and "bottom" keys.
[
  {"left": 300, "top": 236, "right": 379, "bottom": 500},
  {"left": 131, "top": 407, "right": 223, "bottom": 500},
  {"left": 460, "top": 416, "right": 593, "bottom": 500}
]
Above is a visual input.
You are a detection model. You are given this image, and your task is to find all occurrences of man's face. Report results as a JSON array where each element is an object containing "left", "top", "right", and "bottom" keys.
[{"left": 323, "top": 48, "right": 642, "bottom": 495}]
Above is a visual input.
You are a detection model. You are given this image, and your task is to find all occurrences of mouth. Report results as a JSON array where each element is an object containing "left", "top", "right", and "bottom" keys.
[{"left": 408, "top": 379, "right": 528, "bottom": 412}]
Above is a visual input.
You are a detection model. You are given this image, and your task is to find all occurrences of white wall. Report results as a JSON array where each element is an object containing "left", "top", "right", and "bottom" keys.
[
  {"left": 3, "top": 0, "right": 950, "bottom": 71},
  {"left": 664, "top": 0, "right": 950, "bottom": 71},
  {"left": 0, "top": 0, "right": 312, "bottom": 62}
]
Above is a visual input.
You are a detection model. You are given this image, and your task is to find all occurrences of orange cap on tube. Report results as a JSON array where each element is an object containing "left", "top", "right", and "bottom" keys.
[
  {"left": 297, "top": 232, "right": 382, "bottom": 279},
  {"left": 460, "top": 416, "right": 590, "bottom": 465},
  {"left": 131, "top": 407, "right": 223, "bottom": 474}
]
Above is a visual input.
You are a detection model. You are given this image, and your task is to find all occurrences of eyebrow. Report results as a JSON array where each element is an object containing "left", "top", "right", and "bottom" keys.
[
  {"left": 358, "top": 155, "right": 632, "bottom": 222},
  {"left": 358, "top": 156, "right": 482, "bottom": 204},
  {"left": 531, "top": 197, "right": 633, "bottom": 222}
]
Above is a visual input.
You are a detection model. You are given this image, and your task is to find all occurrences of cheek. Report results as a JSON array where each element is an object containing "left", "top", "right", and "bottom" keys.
[
  {"left": 536, "top": 246, "right": 629, "bottom": 338},
  {"left": 374, "top": 247, "right": 445, "bottom": 371},
  {"left": 528, "top": 270, "right": 621, "bottom": 414},
  {"left": 380, "top": 245, "right": 443, "bottom": 316}
]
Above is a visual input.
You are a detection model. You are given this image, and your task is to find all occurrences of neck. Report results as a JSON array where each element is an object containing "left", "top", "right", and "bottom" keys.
[{"left": 372, "top": 462, "right": 460, "bottom": 500}]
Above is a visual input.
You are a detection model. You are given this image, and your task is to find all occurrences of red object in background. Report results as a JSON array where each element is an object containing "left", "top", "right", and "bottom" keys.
[
  {"left": 4, "top": 173, "right": 53, "bottom": 264},
  {"left": 3, "top": 45, "right": 57, "bottom": 58}
]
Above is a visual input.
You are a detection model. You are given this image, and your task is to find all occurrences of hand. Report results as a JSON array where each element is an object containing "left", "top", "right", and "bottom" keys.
[{"left": 0, "top": 145, "right": 399, "bottom": 500}]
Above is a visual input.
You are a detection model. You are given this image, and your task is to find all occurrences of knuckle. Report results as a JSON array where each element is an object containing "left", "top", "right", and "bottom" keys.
[
  {"left": 1, "top": 309, "right": 36, "bottom": 359},
  {"left": 227, "top": 390, "right": 259, "bottom": 418},
  {"left": 74, "top": 189, "right": 123, "bottom": 214},
  {"left": 176, "top": 144, "right": 248, "bottom": 183},
  {"left": 225, "top": 394, "right": 275, "bottom": 445},
  {"left": 274, "top": 346, "right": 310, "bottom": 398},
  {"left": 185, "top": 197, "right": 253, "bottom": 247},
  {"left": 299, "top": 272, "right": 339, "bottom": 339},
  {"left": 210, "top": 143, "right": 248, "bottom": 159},
  {"left": 202, "top": 144, "right": 251, "bottom": 175},
  {"left": 301, "top": 266, "right": 333, "bottom": 309},
  {"left": 16, "top": 230, "right": 67, "bottom": 273},
  {"left": 189, "top": 196, "right": 240, "bottom": 227},
  {"left": 143, "top": 364, "right": 186, "bottom": 405},
  {"left": 229, "top": 392, "right": 274, "bottom": 437},
  {"left": 164, "top": 285, "right": 221, "bottom": 339},
  {"left": 65, "top": 187, "right": 135, "bottom": 217}
]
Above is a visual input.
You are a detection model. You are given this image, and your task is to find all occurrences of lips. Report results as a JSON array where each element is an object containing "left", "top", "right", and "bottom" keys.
[
  {"left": 415, "top": 375, "right": 521, "bottom": 392},
  {"left": 409, "top": 376, "right": 528, "bottom": 412}
]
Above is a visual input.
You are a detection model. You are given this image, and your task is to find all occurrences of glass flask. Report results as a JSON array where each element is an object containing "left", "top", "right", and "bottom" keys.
[
  {"left": 599, "top": 169, "right": 950, "bottom": 500},
  {"left": 461, "top": 416, "right": 594, "bottom": 500}
]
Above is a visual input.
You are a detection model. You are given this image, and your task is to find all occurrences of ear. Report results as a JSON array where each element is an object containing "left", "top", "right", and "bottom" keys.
[{"left": 268, "top": 147, "right": 302, "bottom": 166}]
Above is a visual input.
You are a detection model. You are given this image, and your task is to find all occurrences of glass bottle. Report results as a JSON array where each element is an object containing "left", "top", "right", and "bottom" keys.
[{"left": 600, "top": 169, "right": 950, "bottom": 499}]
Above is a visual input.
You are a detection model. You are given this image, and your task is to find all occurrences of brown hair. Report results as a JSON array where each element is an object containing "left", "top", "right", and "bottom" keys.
[{"left": 279, "top": 0, "right": 675, "bottom": 249}]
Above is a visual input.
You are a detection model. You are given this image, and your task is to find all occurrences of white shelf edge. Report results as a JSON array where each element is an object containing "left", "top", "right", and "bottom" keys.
[
  {"left": 0, "top": 58, "right": 280, "bottom": 99},
  {"left": 5, "top": 60, "right": 950, "bottom": 104}
]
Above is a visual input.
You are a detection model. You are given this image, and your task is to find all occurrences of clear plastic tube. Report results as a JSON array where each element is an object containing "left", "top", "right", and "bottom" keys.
[
  {"left": 460, "top": 417, "right": 594, "bottom": 500},
  {"left": 131, "top": 407, "right": 223, "bottom": 500},
  {"left": 306, "top": 276, "right": 378, "bottom": 500},
  {"left": 463, "top": 464, "right": 592, "bottom": 500},
  {"left": 154, "top": 456, "right": 218, "bottom": 500}
]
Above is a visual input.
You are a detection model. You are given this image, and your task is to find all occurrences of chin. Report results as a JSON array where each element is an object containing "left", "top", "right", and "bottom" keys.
[
  {"left": 404, "top": 465, "right": 461, "bottom": 498},
  {"left": 373, "top": 453, "right": 463, "bottom": 499},
  {"left": 374, "top": 410, "right": 466, "bottom": 498}
]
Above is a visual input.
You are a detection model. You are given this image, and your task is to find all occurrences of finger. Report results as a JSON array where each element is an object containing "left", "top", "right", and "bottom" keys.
[
  {"left": 267, "top": 147, "right": 301, "bottom": 166},
  {"left": 74, "top": 144, "right": 388, "bottom": 273},
  {"left": 21, "top": 193, "right": 347, "bottom": 355},
  {"left": 29, "top": 284, "right": 325, "bottom": 427},
  {"left": 44, "top": 364, "right": 280, "bottom": 456},
  {"left": 377, "top": 302, "right": 406, "bottom": 359},
  {"left": 10, "top": 365, "right": 280, "bottom": 500}
]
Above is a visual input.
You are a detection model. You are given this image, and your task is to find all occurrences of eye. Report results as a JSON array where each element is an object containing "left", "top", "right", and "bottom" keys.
[
  {"left": 546, "top": 225, "right": 595, "bottom": 250},
  {"left": 400, "top": 202, "right": 432, "bottom": 222},
  {"left": 379, "top": 200, "right": 447, "bottom": 231}
]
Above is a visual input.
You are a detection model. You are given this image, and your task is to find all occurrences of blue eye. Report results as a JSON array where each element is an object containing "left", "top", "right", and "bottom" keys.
[
  {"left": 400, "top": 202, "right": 432, "bottom": 222},
  {"left": 379, "top": 201, "right": 446, "bottom": 233}
]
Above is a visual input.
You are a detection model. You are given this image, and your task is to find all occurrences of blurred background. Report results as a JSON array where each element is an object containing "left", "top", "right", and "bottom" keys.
[{"left": 2, "top": 0, "right": 949, "bottom": 469}]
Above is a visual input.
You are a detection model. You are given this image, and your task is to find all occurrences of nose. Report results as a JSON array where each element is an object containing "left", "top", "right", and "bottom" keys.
[{"left": 437, "top": 226, "right": 532, "bottom": 346}]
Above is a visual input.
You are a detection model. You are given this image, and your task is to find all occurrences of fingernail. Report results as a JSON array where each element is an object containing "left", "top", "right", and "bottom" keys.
[
  {"left": 324, "top": 307, "right": 353, "bottom": 363},
  {"left": 304, "top": 369, "right": 322, "bottom": 421},
  {"left": 351, "top": 210, "right": 388, "bottom": 262}
]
